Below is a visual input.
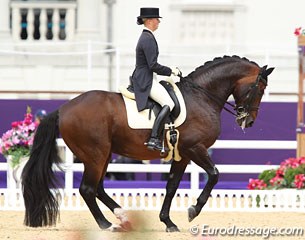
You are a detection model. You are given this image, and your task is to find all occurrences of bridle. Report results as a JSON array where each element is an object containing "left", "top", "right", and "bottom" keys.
[
  {"left": 181, "top": 68, "right": 268, "bottom": 120},
  {"left": 233, "top": 70, "right": 267, "bottom": 121}
]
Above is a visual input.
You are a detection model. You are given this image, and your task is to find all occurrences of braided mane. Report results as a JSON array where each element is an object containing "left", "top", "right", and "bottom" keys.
[{"left": 186, "top": 55, "right": 259, "bottom": 79}]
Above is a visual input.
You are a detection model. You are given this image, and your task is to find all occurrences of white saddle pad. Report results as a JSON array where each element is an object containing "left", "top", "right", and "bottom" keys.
[{"left": 120, "top": 78, "right": 186, "bottom": 129}]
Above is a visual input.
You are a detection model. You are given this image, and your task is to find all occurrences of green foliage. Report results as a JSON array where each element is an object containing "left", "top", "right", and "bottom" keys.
[
  {"left": 284, "top": 166, "right": 305, "bottom": 187},
  {"left": 258, "top": 169, "right": 276, "bottom": 185}
]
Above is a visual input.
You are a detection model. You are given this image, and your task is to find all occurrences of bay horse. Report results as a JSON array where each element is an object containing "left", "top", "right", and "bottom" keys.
[{"left": 22, "top": 55, "right": 274, "bottom": 232}]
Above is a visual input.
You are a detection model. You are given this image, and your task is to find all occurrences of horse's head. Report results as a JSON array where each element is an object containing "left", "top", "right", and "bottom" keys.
[
  {"left": 181, "top": 56, "right": 274, "bottom": 129},
  {"left": 233, "top": 65, "right": 274, "bottom": 129}
]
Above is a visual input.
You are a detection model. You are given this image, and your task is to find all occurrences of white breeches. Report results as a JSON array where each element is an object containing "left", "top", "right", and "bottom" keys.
[{"left": 149, "top": 80, "right": 174, "bottom": 111}]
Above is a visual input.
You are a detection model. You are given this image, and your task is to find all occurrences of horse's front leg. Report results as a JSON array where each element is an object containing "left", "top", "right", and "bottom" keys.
[
  {"left": 159, "top": 159, "right": 188, "bottom": 232},
  {"left": 187, "top": 145, "right": 219, "bottom": 222}
]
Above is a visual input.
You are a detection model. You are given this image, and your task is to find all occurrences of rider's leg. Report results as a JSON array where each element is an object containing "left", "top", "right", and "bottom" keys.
[
  {"left": 146, "top": 105, "right": 170, "bottom": 151},
  {"left": 145, "top": 80, "right": 174, "bottom": 151}
]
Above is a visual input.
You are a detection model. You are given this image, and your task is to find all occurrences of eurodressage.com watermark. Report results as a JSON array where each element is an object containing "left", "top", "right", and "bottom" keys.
[{"left": 189, "top": 224, "right": 304, "bottom": 239}]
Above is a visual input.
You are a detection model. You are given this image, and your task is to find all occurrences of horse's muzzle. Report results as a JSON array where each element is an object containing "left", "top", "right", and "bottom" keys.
[
  {"left": 236, "top": 115, "right": 254, "bottom": 128},
  {"left": 246, "top": 118, "right": 254, "bottom": 127}
]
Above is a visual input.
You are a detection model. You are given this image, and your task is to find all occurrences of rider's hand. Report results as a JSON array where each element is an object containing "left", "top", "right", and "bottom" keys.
[{"left": 171, "top": 67, "right": 182, "bottom": 77}]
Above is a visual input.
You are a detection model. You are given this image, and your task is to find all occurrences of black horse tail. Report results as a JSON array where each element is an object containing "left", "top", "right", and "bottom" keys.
[{"left": 22, "top": 110, "right": 62, "bottom": 227}]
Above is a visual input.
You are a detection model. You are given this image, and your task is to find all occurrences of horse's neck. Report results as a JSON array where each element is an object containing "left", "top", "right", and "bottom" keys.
[
  {"left": 195, "top": 75, "right": 233, "bottom": 108},
  {"left": 212, "top": 78, "right": 235, "bottom": 104}
]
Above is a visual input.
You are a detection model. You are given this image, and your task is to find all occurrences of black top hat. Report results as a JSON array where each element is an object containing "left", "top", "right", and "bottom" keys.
[{"left": 137, "top": 7, "right": 162, "bottom": 25}]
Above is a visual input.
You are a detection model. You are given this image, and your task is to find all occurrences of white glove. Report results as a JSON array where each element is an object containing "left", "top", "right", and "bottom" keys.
[{"left": 171, "top": 67, "right": 182, "bottom": 77}]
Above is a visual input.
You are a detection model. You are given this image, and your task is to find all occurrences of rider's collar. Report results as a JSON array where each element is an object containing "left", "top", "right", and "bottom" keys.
[{"left": 143, "top": 27, "right": 155, "bottom": 36}]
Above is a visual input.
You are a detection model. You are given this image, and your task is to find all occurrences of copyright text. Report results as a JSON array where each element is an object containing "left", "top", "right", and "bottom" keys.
[{"left": 189, "top": 224, "right": 304, "bottom": 239}]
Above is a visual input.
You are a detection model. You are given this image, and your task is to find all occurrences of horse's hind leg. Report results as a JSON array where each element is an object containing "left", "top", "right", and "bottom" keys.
[
  {"left": 159, "top": 159, "right": 188, "bottom": 232},
  {"left": 94, "top": 154, "right": 132, "bottom": 230},
  {"left": 79, "top": 164, "right": 113, "bottom": 230},
  {"left": 96, "top": 180, "right": 132, "bottom": 231}
]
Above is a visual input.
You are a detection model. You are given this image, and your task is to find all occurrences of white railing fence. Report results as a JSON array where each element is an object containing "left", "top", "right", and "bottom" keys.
[
  {"left": 1, "top": 188, "right": 305, "bottom": 213},
  {"left": 0, "top": 41, "right": 121, "bottom": 94},
  {"left": 1, "top": 139, "right": 303, "bottom": 212}
]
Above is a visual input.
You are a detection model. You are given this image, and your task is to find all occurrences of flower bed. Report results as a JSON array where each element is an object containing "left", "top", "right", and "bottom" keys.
[{"left": 248, "top": 157, "right": 305, "bottom": 190}]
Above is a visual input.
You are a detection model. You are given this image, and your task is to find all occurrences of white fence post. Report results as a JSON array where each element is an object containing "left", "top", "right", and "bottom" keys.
[
  {"left": 189, "top": 162, "right": 200, "bottom": 192},
  {"left": 87, "top": 39, "right": 92, "bottom": 90},
  {"left": 64, "top": 144, "right": 74, "bottom": 207},
  {"left": 6, "top": 158, "right": 17, "bottom": 207},
  {"left": 115, "top": 47, "right": 120, "bottom": 91}
]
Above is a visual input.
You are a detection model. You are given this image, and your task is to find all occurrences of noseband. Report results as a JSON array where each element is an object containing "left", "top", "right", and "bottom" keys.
[{"left": 234, "top": 71, "right": 268, "bottom": 121}]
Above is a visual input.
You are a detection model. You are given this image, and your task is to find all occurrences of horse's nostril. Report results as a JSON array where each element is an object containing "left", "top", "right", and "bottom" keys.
[{"left": 247, "top": 120, "right": 254, "bottom": 127}]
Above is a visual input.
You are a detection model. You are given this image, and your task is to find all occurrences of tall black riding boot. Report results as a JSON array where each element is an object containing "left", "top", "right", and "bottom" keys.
[{"left": 145, "top": 105, "right": 170, "bottom": 151}]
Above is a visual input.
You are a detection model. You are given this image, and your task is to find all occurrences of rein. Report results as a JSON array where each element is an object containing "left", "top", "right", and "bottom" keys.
[{"left": 181, "top": 76, "right": 238, "bottom": 117}]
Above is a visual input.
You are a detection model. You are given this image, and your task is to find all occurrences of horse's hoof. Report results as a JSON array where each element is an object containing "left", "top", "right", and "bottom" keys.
[
  {"left": 166, "top": 226, "right": 180, "bottom": 232},
  {"left": 108, "top": 224, "right": 127, "bottom": 232},
  {"left": 120, "top": 221, "right": 133, "bottom": 231},
  {"left": 113, "top": 208, "right": 133, "bottom": 231},
  {"left": 188, "top": 205, "right": 197, "bottom": 222}
]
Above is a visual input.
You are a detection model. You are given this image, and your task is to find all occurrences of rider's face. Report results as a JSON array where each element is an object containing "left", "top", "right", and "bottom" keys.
[{"left": 148, "top": 18, "right": 160, "bottom": 31}]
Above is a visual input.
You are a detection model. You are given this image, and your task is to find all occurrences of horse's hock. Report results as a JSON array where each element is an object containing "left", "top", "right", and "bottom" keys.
[{"left": 297, "top": 35, "right": 305, "bottom": 157}]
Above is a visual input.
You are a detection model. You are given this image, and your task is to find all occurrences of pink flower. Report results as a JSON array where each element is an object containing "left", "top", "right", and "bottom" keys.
[
  {"left": 28, "top": 137, "right": 34, "bottom": 146},
  {"left": 299, "top": 157, "right": 305, "bottom": 165},
  {"left": 276, "top": 168, "right": 284, "bottom": 177},
  {"left": 294, "top": 27, "right": 302, "bottom": 36},
  {"left": 23, "top": 113, "right": 33, "bottom": 125},
  {"left": 4, "top": 142, "right": 12, "bottom": 150},
  {"left": 280, "top": 157, "right": 303, "bottom": 169},
  {"left": 247, "top": 178, "right": 267, "bottom": 190},
  {"left": 12, "top": 136, "right": 20, "bottom": 145},
  {"left": 269, "top": 176, "right": 284, "bottom": 187},
  {"left": 11, "top": 121, "right": 20, "bottom": 128},
  {"left": 28, "top": 123, "right": 36, "bottom": 131},
  {"left": 294, "top": 174, "right": 305, "bottom": 189}
]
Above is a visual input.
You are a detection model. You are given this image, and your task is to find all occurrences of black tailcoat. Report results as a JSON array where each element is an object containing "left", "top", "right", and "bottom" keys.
[{"left": 131, "top": 29, "right": 172, "bottom": 111}]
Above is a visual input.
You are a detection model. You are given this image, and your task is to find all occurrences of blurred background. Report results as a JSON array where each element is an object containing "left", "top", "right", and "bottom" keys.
[{"left": 0, "top": 0, "right": 303, "bottom": 99}]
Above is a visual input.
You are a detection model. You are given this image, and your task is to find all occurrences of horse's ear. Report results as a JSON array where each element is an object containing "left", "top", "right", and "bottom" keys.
[
  {"left": 261, "top": 66, "right": 274, "bottom": 79},
  {"left": 266, "top": 67, "right": 274, "bottom": 76},
  {"left": 261, "top": 65, "right": 268, "bottom": 71}
]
